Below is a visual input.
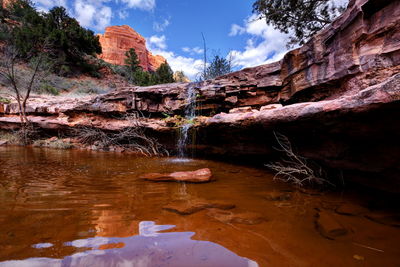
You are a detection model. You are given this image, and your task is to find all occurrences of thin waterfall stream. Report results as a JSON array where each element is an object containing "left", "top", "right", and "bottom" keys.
[{"left": 177, "top": 83, "right": 197, "bottom": 158}]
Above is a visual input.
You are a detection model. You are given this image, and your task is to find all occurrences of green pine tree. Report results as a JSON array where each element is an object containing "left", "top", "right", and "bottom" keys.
[
  {"left": 155, "top": 62, "right": 174, "bottom": 84},
  {"left": 203, "top": 55, "right": 231, "bottom": 80},
  {"left": 125, "top": 48, "right": 141, "bottom": 73},
  {"left": 5, "top": 2, "right": 102, "bottom": 76}
]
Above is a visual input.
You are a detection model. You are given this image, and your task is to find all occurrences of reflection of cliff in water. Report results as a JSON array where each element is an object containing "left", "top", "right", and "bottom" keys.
[{"left": 1, "top": 221, "right": 258, "bottom": 267}]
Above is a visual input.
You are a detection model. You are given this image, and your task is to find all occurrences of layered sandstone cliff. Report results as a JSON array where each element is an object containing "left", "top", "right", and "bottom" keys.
[
  {"left": 98, "top": 25, "right": 166, "bottom": 71},
  {"left": 1, "top": 0, "right": 11, "bottom": 8},
  {"left": 1, "top": 0, "right": 399, "bottom": 191}
]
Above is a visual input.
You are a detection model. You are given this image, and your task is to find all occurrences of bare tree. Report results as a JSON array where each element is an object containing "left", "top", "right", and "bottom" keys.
[
  {"left": 0, "top": 45, "right": 47, "bottom": 143},
  {"left": 201, "top": 32, "right": 207, "bottom": 81},
  {"left": 266, "top": 132, "right": 332, "bottom": 186}
]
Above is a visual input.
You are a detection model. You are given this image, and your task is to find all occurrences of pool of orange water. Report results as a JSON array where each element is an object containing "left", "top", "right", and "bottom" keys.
[{"left": 0, "top": 147, "right": 399, "bottom": 266}]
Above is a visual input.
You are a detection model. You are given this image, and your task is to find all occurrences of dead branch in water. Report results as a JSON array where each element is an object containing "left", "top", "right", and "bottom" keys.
[
  {"left": 75, "top": 112, "right": 169, "bottom": 157},
  {"left": 265, "top": 132, "right": 332, "bottom": 187}
]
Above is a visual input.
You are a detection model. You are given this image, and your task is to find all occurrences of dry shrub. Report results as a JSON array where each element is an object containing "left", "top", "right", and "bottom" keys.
[
  {"left": 13, "top": 123, "right": 39, "bottom": 145},
  {"left": 75, "top": 112, "right": 168, "bottom": 156},
  {"left": 266, "top": 132, "right": 332, "bottom": 187}
]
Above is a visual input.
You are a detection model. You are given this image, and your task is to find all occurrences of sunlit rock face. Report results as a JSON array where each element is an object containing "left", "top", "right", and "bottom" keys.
[
  {"left": 2, "top": 0, "right": 11, "bottom": 8},
  {"left": 98, "top": 25, "right": 166, "bottom": 71}
]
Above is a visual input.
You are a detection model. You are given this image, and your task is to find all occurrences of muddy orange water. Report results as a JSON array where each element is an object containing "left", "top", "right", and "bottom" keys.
[{"left": 0, "top": 147, "right": 399, "bottom": 266}]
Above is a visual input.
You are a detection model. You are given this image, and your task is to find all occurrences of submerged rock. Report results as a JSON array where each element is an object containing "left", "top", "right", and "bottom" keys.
[
  {"left": 163, "top": 199, "right": 235, "bottom": 215},
  {"left": 365, "top": 213, "right": 400, "bottom": 227},
  {"left": 207, "top": 209, "right": 265, "bottom": 225},
  {"left": 262, "top": 191, "right": 292, "bottom": 201},
  {"left": 297, "top": 188, "right": 323, "bottom": 196},
  {"left": 335, "top": 204, "right": 369, "bottom": 216},
  {"left": 316, "top": 211, "right": 348, "bottom": 240},
  {"left": 141, "top": 168, "right": 213, "bottom": 183}
]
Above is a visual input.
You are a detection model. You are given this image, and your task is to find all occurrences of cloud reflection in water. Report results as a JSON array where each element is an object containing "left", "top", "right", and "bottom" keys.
[{"left": 1, "top": 221, "right": 258, "bottom": 267}]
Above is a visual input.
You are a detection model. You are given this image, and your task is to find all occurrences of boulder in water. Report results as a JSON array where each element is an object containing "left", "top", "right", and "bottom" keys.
[
  {"left": 262, "top": 191, "right": 292, "bottom": 201},
  {"left": 335, "top": 203, "right": 369, "bottom": 216},
  {"left": 316, "top": 211, "right": 348, "bottom": 240},
  {"left": 365, "top": 213, "right": 400, "bottom": 227},
  {"left": 207, "top": 209, "right": 265, "bottom": 225},
  {"left": 140, "top": 168, "right": 213, "bottom": 183},
  {"left": 163, "top": 199, "right": 235, "bottom": 215}
]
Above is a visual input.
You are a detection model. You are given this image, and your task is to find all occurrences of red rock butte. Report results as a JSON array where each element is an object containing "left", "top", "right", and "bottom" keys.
[
  {"left": 2, "top": 0, "right": 12, "bottom": 8},
  {"left": 98, "top": 25, "right": 166, "bottom": 72}
]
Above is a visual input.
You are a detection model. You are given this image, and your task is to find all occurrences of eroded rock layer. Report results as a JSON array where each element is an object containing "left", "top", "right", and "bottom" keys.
[
  {"left": 1, "top": 0, "right": 399, "bottom": 191},
  {"left": 98, "top": 25, "right": 166, "bottom": 71}
]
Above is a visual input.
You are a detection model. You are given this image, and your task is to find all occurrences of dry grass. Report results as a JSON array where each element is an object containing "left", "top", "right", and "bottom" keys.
[
  {"left": 33, "top": 138, "right": 73, "bottom": 149},
  {"left": 75, "top": 113, "right": 168, "bottom": 156}
]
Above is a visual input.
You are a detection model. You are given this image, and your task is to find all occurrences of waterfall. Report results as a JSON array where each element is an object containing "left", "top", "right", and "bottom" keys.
[{"left": 177, "top": 83, "right": 197, "bottom": 158}]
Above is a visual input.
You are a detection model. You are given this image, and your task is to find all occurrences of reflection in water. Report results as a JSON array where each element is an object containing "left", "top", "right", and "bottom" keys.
[
  {"left": 1, "top": 147, "right": 400, "bottom": 266},
  {"left": 1, "top": 221, "right": 258, "bottom": 267},
  {"left": 178, "top": 182, "right": 188, "bottom": 198},
  {"left": 167, "top": 157, "right": 194, "bottom": 163},
  {"left": 32, "top": 243, "right": 53, "bottom": 249}
]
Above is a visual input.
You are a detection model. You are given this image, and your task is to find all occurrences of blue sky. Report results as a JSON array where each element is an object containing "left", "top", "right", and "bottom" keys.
[{"left": 32, "top": 0, "right": 347, "bottom": 79}]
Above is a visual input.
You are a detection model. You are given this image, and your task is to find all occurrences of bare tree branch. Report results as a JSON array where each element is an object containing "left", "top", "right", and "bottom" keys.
[
  {"left": 75, "top": 113, "right": 169, "bottom": 157},
  {"left": 266, "top": 132, "right": 333, "bottom": 187}
]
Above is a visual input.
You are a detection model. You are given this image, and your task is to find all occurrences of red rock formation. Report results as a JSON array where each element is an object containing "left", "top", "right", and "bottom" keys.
[
  {"left": 147, "top": 52, "right": 166, "bottom": 71},
  {"left": 2, "top": 0, "right": 11, "bottom": 8},
  {"left": 98, "top": 25, "right": 166, "bottom": 72}
]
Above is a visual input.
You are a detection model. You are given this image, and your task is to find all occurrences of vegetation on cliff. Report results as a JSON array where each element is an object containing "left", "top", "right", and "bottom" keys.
[
  {"left": 201, "top": 55, "right": 232, "bottom": 80},
  {"left": 1, "top": 1, "right": 102, "bottom": 77},
  {"left": 197, "top": 34, "right": 233, "bottom": 81},
  {"left": 253, "top": 0, "right": 346, "bottom": 46},
  {"left": 123, "top": 48, "right": 174, "bottom": 86}
]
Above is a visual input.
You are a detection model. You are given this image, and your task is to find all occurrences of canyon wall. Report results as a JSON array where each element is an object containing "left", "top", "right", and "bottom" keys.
[
  {"left": 98, "top": 25, "right": 166, "bottom": 72},
  {"left": 0, "top": 0, "right": 399, "bottom": 191}
]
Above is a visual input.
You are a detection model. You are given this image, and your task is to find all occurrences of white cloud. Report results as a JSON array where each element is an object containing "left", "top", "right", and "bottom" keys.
[
  {"left": 153, "top": 18, "right": 170, "bottom": 32},
  {"left": 96, "top": 6, "right": 112, "bottom": 31},
  {"left": 147, "top": 35, "right": 167, "bottom": 50},
  {"left": 32, "top": 0, "right": 68, "bottom": 12},
  {"left": 153, "top": 50, "right": 204, "bottom": 80},
  {"left": 74, "top": 1, "right": 96, "bottom": 28},
  {"left": 119, "top": 0, "right": 155, "bottom": 11},
  {"left": 181, "top": 46, "right": 204, "bottom": 55},
  {"left": 73, "top": 0, "right": 112, "bottom": 31},
  {"left": 229, "top": 24, "right": 245, "bottom": 36},
  {"left": 33, "top": 0, "right": 113, "bottom": 31},
  {"left": 32, "top": 0, "right": 157, "bottom": 31},
  {"left": 229, "top": 0, "right": 349, "bottom": 69},
  {"left": 147, "top": 39, "right": 204, "bottom": 80},
  {"left": 118, "top": 10, "right": 129, "bottom": 19},
  {"left": 228, "top": 14, "right": 293, "bottom": 69}
]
